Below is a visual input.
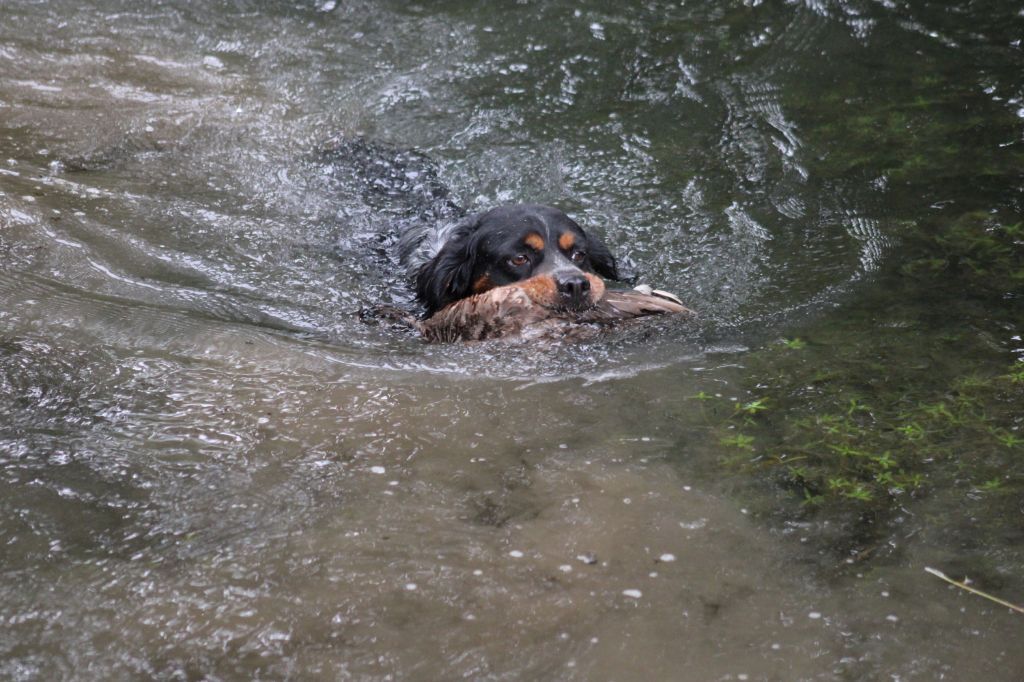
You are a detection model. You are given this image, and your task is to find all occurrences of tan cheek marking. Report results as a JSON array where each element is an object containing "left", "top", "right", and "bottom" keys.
[
  {"left": 558, "top": 232, "right": 576, "bottom": 251},
  {"left": 585, "top": 273, "right": 606, "bottom": 304},
  {"left": 516, "top": 275, "right": 560, "bottom": 307},
  {"left": 524, "top": 232, "right": 545, "bottom": 252},
  {"left": 472, "top": 274, "right": 495, "bottom": 294}
]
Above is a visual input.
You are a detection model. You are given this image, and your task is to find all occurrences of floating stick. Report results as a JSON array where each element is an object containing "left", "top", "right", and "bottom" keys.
[{"left": 924, "top": 566, "right": 1024, "bottom": 614}]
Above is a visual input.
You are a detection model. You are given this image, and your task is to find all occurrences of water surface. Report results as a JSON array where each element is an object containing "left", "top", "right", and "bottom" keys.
[{"left": 2, "top": 1, "right": 1022, "bottom": 680}]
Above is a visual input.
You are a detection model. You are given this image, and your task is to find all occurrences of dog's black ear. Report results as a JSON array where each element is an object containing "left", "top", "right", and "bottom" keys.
[
  {"left": 415, "top": 217, "right": 481, "bottom": 315},
  {"left": 587, "top": 233, "right": 631, "bottom": 282}
]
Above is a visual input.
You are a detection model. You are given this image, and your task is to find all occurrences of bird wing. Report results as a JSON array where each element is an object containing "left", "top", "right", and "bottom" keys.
[{"left": 419, "top": 284, "right": 694, "bottom": 342}]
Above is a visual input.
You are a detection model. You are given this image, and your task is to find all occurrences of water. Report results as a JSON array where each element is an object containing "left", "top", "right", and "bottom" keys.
[{"left": 2, "top": 1, "right": 1022, "bottom": 679}]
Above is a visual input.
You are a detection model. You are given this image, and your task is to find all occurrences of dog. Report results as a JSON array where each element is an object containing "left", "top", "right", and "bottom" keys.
[{"left": 399, "top": 204, "right": 627, "bottom": 317}]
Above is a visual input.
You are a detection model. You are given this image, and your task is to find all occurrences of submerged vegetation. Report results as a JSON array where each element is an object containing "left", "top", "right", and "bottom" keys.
[
  {"left": 706, "top": 345, "right": 1024, "bottom": 508},
  {"left": 702, "top": 201, "right": 1023, "bottom": 516},
  {"left": 698, "top": 6, "right": 1024, "bottom": 527},
  {"left": 696, "top": 141, "right": 1024, "bottom": 525}
]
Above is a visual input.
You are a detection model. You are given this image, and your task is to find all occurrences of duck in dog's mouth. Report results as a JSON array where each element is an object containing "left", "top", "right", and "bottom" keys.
[{"left": 396, "top": 203, "right": 693, "bottom": 342}]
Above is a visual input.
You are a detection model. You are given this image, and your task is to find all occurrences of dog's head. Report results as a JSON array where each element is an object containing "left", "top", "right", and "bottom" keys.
[{"left": 415, "top": 204, "right": 624, "bottom": 316}]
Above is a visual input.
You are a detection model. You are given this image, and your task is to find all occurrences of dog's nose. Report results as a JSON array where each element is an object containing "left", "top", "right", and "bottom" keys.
[{"left": 555, "top": 273, "right": 591, "bottom": 309}]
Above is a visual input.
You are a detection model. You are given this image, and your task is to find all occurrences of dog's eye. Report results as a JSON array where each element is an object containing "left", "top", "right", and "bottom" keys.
[
  {"left": 508, "top": 254, "right": 529, "bottom": 267},
  {"left": 570, "top": 250, "right": 587, "bottom": 263}
]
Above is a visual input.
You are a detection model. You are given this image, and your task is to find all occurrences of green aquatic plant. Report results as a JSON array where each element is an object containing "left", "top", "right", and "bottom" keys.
[
  {"left": 871, "top": 451, "right": 897, "bottom": 470},
  {"left": 828, "top": 443, "right": 867, "bottom": 459},
  {"left": 991, "top": 431, "right": 1024, "bottom": 449},
  {"left": 895, "top": 422, "right": 925, "bottom": 440},
  {"left": 738, "top": 398, "right": 769, "bottom": 415},
  {"left": 843, "top": 484, "right": 874, "bottom": 502},
  {"left": 802, "top": 489, "right": 824, "bottom": 506},
  {"left": 720, "top": 433, "right": 755, "bottom": 451},
  {"left": 845, "top": 398, "right": 870, "bottom": 417},
  {"left": 919, "top": 401, "right": 957, "bottom": 423},
  {"left": 1006, "top": 363, "right": 1024, "bottom": 384}
]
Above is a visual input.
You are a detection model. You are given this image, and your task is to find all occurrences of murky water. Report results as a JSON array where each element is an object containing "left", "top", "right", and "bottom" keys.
[{"left": 2, "top": 1, "right": 1022, "bottom": 680}]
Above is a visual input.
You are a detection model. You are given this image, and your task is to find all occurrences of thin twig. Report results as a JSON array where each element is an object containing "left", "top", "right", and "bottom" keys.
[{"left": 924, "top": 566, "right": 1024, "bottom": 614}]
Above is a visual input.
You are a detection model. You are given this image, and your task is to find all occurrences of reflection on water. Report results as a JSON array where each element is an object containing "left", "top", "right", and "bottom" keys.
[{"left": 1, "top": 1, "right": 1022, "bottom": 679}]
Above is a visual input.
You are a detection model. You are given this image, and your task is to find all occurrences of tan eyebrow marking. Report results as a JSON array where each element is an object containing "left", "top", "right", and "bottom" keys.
[
  {"left": 524, "top": 232, "right": 545, "bottom": 251},
  {"left": 558, "top": 232, "right": 576, "bottom": 251}
]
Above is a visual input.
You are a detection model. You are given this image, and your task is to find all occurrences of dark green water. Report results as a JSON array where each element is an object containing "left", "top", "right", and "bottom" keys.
[{"left": 1, "top": 1, "right": 1022, "bottom": 679}]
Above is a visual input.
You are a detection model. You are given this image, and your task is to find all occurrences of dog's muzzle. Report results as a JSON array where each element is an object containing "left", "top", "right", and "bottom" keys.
[{"left": 555, "top": 271, "right": 592, "bottom": 311}]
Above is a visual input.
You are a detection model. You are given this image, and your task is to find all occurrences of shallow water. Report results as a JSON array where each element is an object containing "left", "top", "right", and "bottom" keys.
[{"left": 2, "top": 1, "right": 1023, "bottom": 680}]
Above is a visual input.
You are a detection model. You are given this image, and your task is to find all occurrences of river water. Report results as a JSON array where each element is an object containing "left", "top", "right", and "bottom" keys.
[{"left": 2, "top": 1, "right": 1022, "bottom": 680}]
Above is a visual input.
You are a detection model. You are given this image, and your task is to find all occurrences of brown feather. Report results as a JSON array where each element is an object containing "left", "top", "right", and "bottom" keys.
[{"left": 417, "top": 284, "right": 694, "bottom": 342}]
